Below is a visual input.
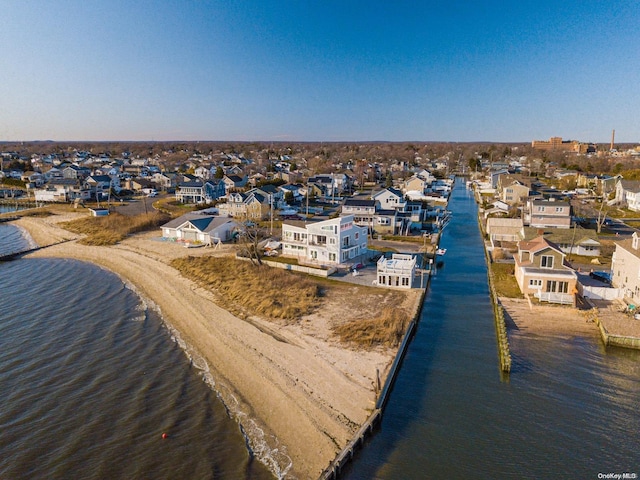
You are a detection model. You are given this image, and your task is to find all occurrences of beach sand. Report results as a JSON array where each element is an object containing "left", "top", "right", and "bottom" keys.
[
  {"left": 15, "top": 213, "right": 421, "bottom": 479},
  {"left": 500, "top": 297, "right": 599, "bottom": 339}
]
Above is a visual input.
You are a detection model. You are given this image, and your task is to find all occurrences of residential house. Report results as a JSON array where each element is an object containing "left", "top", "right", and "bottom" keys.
[
  {"left": 374, "top": 209, "right": 401, "bottom": 234},
  {"left": 219, "top": 190, "right": 270, "bottom": 219},
  {"left": 614, "top": 179, "right": 640, "bottom": 211},
  {"left": 151, "top": 172, "right": 180, "bottom": 191},
  {"left": 501, "top": 181, "right": 530, "bottom": 206},
  {"left": 194, "top": 165, "right": 213, "bottom": 180},
  {"left": 125, "top": 177, "right": 157, "bottom": 193},
  {"left": 483, "top": 200, "right": 511, "bottom": 218},
  {"left": 223, "top": 174, "right": 248, "bottom": 194},
  {"left": 250, "top": 184, "right": 284, "bottom": 208},
  {"left": 281, "top": 214, "right": 368, "bottom": 266},
  {"left": 307, "top": 173, "right": 352, "bottom": 198},
  {"left": 278, "top": 184, "right": 303, "bottom": 203},
  {"left": 20, "top": 171, "right": 45, "bottom": 187},
  {"left": 85, "top": 174, "right": 116, "bottom": 199},
  {"left": 489, "top": 169, "right": 510, "bottom": 188},
  {"left": 376, "top": 254, "right": 416, "bottom": 289},
  {"left": 372, "top": 187, "right": 406, "bottom": 211},
  {"left": 341, "top": 198, "right": 377, "bottom": 230},
  {"left": 175, "top": 180, "right": 224, "bottom": 204},
  {"left": 514, "top": 236, "right": 578, "bottom": 305},
  {"left": 524, "top": 198, "right": 571, "bottom": 229},
  {"left": 161, "top": 213, "right": 238, "bottom": 244},
  {"left": 486, "top": 218, "right": 524, "bottom": 247},
  {"left": 611, "top": 232, "right": 640, "bottom": 301},
  {"left": 523, "top": 227, "right": 601, "bottom": 257},
  {"left": 403, "top": 174, "right": 431, "bottom": 195},
  {"left": 43, "top": 167, "right": 63, "bottom": 181},
  {"left": 62, "top": 165, "right": 91, "bottom": 180},
  {"left": 34, "top": 178, "right": 91, "bottom": 202}
]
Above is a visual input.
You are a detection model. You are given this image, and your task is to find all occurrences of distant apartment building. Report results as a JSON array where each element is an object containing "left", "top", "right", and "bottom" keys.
[{"left": 531, "top": 137, "right": 592, "bottom": 154}]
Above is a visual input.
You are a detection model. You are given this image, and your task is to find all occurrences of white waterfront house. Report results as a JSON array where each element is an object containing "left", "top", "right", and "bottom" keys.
[
  {"left": 281, "top": 214, "right": 368, "bottom": 266},
  {"left": 376, "top": 253, "right": 417, "bottom": 289}
]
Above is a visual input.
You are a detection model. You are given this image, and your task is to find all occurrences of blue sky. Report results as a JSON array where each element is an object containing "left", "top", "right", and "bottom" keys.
[{"left": 1, "top": 0, "right": 638, "bottom": 143}]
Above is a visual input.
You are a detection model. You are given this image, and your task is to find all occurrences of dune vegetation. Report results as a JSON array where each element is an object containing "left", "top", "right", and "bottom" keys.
[
  {"left": 62, "top": 211, "right": 170, "bottom": 245},
  {"left": 170, "top": 256, "right": 321, "bottom": 321}
]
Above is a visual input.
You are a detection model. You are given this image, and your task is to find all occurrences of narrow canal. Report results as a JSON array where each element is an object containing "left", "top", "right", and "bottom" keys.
[{"left": 344, "top": 179, "right": 640, "bottom": 479}]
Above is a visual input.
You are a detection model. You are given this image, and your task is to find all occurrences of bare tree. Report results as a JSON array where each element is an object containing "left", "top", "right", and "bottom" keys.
[
  {"left": 236, "top": 218, "right": 266, "bottom": 266},
  {"left": 595, "top": 184, "right": 615, "bottom": 234}
]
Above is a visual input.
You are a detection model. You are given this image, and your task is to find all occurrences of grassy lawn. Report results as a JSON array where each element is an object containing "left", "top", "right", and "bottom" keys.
[{"left": 490, "top": 262, "right": 522, "bottom": 298}]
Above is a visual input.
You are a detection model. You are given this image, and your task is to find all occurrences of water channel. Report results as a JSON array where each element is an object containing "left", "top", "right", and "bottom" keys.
[{"left": 344, "top": 179, "right": 640, "bottom": 479}]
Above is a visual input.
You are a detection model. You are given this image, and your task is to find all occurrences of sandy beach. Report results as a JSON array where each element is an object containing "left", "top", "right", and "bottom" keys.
[
  {"left": 500, "top": 297, "right": 599, "bottom": 339},
  {"left": 14, "top": 213, "right": 421, "bottom": 479}
]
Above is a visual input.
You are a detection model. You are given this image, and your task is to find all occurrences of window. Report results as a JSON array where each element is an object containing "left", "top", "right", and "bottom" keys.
[
  {"left": 546, "top": 281, "right": 569, "bottom": 293},
  {"left": 529, "top": 279, "right": 542, "bottom": 287},
  {"left": 402, "top": 277, "right": 410, "bottom": 286},
  {"left": 541, "top": 255, "right": 554, "bottom": 268}
]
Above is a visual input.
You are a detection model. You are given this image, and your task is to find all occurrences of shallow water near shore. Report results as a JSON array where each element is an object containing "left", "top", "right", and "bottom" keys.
[
  {"left": 0, "top": 225, "right": 273, "bottom": 479},
  {"left": 343, "top": 180, "right": 640, "bottom": 479}
]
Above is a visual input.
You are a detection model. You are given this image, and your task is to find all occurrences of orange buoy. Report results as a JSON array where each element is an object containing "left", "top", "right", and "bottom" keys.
[{"left": 162, "top": 433, "right": 168, "bottom": 439}]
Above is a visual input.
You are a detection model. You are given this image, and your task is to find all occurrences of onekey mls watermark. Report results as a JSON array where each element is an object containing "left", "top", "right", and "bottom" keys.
[{"left": 598, "top": 474, "right": 637, "bottom": 479}]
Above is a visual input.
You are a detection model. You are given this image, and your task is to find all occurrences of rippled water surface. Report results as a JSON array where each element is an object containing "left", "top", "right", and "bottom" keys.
[
  {"left": 344, "top": 180, "right": 640, "bottom": 479},
  {"left": 0, "top": 246, "right": 272, "bottom": 479}
]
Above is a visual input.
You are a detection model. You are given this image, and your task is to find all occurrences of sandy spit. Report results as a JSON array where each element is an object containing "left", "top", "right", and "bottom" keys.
[{"left": 14, "top": 214, "right": 402, "bottom": 479}]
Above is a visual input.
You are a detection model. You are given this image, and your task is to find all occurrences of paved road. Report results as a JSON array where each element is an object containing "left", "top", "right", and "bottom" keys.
[{"left": 110, "top": 194, "right": 165, "bottom": 216}]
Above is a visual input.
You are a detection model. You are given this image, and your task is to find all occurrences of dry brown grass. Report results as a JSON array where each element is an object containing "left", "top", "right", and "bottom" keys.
[
  {"left": 490, "top": 262, "right": 522, "bottom": 298},
  {"left": 171, "top": 256, "right": 321, "bottom": 321},
  {"left": 332, "top": 307, "right": 410, "bottom": 348},
  {"left": 62, "top": 211, "right": 170, "bottom": 245}
]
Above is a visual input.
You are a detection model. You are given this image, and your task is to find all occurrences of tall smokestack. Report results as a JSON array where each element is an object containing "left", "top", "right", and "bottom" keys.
[{"left": 611, "top": 129, "right": 615, "bottom": 150}]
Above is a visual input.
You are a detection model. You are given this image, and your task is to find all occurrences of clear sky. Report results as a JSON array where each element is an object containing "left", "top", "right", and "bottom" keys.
[{"left": 1, "top": 0, "right": 638, "bottom": 143}]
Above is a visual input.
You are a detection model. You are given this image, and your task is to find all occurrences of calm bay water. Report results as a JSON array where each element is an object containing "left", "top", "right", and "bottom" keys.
[
  {"left": 0, "top": 224, "right": 272, "bottom": 479},
  {"left": 344, "top": 180, "right": 640, "bottom": 479}
]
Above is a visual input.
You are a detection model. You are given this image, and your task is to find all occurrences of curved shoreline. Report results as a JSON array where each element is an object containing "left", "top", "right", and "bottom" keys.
[{"left": 13, "top": 213, "right": 400, "bottom": 479}]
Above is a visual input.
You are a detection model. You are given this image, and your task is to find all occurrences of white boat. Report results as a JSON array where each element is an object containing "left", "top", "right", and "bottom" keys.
[{"left": 436, "top": 248, "right": 447, "bottom": 256}]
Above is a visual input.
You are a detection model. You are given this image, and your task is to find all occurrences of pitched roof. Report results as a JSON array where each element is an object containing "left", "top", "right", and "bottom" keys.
[
  {"left": 162, "top": 213, "right": 234, "bottom": 233},
  {"left": 619, "top": 180, "right": 640, "bottom": 193},
  {"left": 518, "top": 235, "right": 563, "bottom": 255},
  {"left": 344, "top": 198, "right": 376, "bottom": 207}
]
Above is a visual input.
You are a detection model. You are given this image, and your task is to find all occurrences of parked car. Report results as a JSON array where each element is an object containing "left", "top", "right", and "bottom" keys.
[{"left": 589, "top": 271, "right": 611, "bottom": 284}]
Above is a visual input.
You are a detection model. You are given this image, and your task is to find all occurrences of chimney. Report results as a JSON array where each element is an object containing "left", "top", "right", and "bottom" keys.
[{"left": 611, "top": 129, "right": 615, "bottom": 151}]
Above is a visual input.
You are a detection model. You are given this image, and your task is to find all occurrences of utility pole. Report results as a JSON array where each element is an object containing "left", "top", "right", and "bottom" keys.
[{"left": 270, "top": 193, "right": 273, "bottom": 235}]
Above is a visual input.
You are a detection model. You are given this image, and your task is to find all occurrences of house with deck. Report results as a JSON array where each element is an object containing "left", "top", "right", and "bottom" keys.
[
  {"left": 514, "top": 236, "right": 578, "bottom": 305},
  {"left": 175, "top": 180, "right": 224, "bottom": 204},
  {"left": 281, "top": 215, "right": 368, "bottom": 266},
  {"left": 486, "top": 218, "right": 524, "bottom": 246},
  {"left": 376, "top": 254, "right": 416, "bottom": 289},
  {"left": 372, "top": 187, "right": 406, "bottom": 211}
]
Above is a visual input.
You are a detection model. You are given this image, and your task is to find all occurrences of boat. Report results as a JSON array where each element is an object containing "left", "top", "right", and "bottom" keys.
[{"left": 436, "top": 248, "right": 447, "bottom": 256}]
